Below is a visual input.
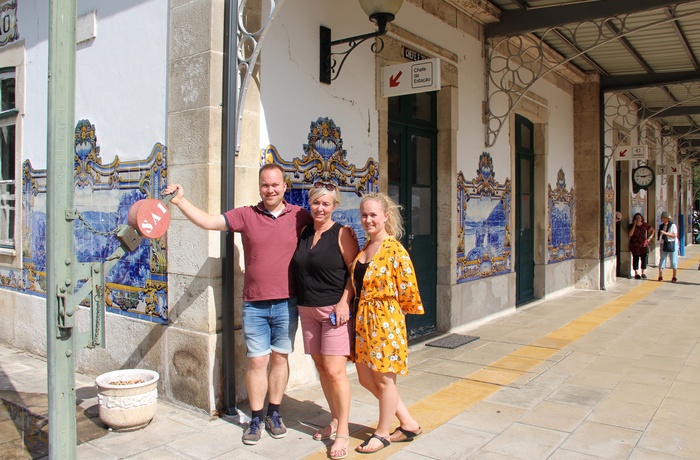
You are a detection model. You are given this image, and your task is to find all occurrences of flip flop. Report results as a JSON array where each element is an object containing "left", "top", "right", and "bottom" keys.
[
  {"left": 389, "top": 426, "right": 422, "bottom": 442},
  {"left": 356, "top": 434, "right": 390, "bottom": 454}
]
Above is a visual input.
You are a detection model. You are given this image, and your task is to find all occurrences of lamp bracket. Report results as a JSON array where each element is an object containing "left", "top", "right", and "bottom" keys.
[{"left": 320, "top": 14, "right": 391, "bottom": 84}]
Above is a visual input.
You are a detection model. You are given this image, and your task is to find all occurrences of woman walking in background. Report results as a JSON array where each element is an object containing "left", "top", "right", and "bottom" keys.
[
  {"left": 351, "top": 193, "right": 424, "bottom": 454},
  {"left": 657, "top": 211, "right": 678, "bottom": 282},
  {"left": 628, "top": 213, "right": 654, "bottom": 279}
]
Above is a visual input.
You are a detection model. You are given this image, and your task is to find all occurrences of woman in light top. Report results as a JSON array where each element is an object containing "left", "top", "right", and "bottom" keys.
[{"left": 657, "top": 211, "right": 678, "bottom": 282}]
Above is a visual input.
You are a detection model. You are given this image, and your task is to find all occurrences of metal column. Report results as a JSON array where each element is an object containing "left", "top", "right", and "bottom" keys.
[{"left": 46, "top": 0, "right": 77, "bottom": 458}]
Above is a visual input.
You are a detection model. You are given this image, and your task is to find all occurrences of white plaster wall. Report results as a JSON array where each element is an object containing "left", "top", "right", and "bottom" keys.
[
  {"left": 544, "top": 259, "right": 575, "bottom": 298},
  {"left": 529, "top": 80, "right": 574, "bottom": 186},
  {"left": 262, "top": 1, "right": 380, "bottom": 162},
  {"left": 264, "top": 1, "right": 485, "bottom": 173},
  {"left": 603, "top": 256, "right": 616, "bottom": 288},
  {"left": 19, "top": 0, "right": 168, "bottom": 167},
  {"left": 396, "top": 3, "right": 487, "bottom": 177}
]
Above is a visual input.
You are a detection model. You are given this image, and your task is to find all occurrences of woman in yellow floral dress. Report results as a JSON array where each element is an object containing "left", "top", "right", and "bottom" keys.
[{"left": 351, "top": 193, "right": 424, "bottom": 454}]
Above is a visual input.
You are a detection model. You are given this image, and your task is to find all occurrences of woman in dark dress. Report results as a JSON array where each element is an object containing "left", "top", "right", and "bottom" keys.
[
  {"left": 292, "top": 182, "right": 359, "bottom": 460},
  {"left": 628, "top": 213, "right": 654, "bottom": 279}
]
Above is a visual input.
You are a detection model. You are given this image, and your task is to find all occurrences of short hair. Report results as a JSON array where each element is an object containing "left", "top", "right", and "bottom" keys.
[
  {"left": 360, "top": 192, "right": 404, "bottom": 240},
  {"left": 259, "top": 163, "right": 286, "bottom": 183},
  {"left": 308, "top": 183, "right": 340, "bottom": 206}
]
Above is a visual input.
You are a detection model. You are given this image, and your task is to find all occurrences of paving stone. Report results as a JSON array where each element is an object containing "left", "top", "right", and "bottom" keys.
[{"left": 560, "top": 421, "right": 641, "bottom": 459}]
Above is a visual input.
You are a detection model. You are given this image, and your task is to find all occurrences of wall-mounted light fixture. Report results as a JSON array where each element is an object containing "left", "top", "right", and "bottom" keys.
[{"left": 320, "top": 0, "right": 403, "bottom": 84}]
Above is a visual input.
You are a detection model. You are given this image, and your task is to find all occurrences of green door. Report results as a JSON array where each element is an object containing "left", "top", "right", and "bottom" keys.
[
  {"left": 515, "top": 115, "right": 535, "bottom": 304},
  {"left": 388, "top": 93, "right": 437, "bottom": 338}
]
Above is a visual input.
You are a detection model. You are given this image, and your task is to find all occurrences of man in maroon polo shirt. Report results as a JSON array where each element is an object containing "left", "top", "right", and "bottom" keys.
[{"left": 164, "top": 163, "right": 312, "bottom": 445}]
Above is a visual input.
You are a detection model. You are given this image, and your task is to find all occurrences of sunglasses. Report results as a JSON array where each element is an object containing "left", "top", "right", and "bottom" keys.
[{"left": 314, "top": 182, "right": 337, "bottom": 191}]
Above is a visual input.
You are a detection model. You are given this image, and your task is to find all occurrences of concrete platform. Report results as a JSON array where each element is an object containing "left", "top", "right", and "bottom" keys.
[{"left": 2, "top": 246, "right": 700, "bottom": 459}]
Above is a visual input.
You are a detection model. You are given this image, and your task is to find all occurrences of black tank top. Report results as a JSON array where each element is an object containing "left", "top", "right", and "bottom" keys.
[
  {"left": 353, "top": 261, "right": 369, "bottom": 296},
  {"left": 292, "top": 222, "right": 348, "bottom": 306}
]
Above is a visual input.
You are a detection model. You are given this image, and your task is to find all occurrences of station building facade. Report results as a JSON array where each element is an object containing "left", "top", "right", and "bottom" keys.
[{"left": 0, "top": 0, "right": 693, "bottom": 414}]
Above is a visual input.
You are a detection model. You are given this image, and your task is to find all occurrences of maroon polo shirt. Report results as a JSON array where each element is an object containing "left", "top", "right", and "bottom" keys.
[{"left": 223, "top": 202, "right": 312, "bottom": 301}]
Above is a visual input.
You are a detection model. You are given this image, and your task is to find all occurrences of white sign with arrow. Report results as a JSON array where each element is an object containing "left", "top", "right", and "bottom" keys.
[
  {"left": 614, "top": 145, "right": 647, "bottom": 161},
  {"left": 381, "top": 58, "right": 441, "bottom": 98},
  {"left": 658, "top": 163, "right": 681, "bottom": 175}
]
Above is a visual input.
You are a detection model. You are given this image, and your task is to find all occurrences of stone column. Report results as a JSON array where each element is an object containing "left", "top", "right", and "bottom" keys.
[
  {"left": 618, "top": 162, "right": 632, "bottom": 277},
  {"left": 533, "top": 122, "right": 548, "bottom": 298},
  {"left": 166, "top": 0, "right": 226, "bottom": 414},
  {"left": 436, "top": 85, "right": 458, "bottom": 331},
  {"left": 573, "top": 73, "right": 603, "bottom": 289}
]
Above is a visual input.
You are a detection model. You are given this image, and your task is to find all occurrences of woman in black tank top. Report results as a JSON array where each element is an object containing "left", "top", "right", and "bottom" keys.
[{"left": 292, "top": 183, "right": 359, "bottom": 458}]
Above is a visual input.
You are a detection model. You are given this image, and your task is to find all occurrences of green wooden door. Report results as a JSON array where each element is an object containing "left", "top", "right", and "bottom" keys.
[
  {"left": 515, "top": 115, "right": 535, "bottom": 304},
  {"left": 388, "top": 93, "right": 437, "bottom": 338}
]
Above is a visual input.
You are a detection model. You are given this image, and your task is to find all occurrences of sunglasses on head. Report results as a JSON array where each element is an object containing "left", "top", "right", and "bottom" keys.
[{"left": 314, "top": 182, "right": 337, "bottom": 191}]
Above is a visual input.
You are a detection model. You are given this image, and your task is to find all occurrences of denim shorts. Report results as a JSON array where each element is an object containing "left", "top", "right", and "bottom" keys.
[
  {"left": 659, "top": 249, "right": 678, "bottom": 269},
  {"left": 242, "top": 298, "right": 299, "bottom": 357}
]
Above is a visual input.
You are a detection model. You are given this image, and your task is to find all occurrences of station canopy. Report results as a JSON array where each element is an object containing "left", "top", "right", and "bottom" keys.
[{"left": 479, "top": 0, "right": 700, "bottom": 160}]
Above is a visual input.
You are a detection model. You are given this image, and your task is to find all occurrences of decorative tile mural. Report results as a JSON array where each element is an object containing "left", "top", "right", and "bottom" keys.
[
  {"left": 630, "top": 191, "right": 646, "bottom": 221},
  {"left": 261, "top": 117, "right": 379, "bottom": 245},
  {"left": 2, "top": 120, "right": 169, "bottom": 323},
  {"left": 604, "top": 174, "right": 615, "bottom": 258},
  {"left": 656, "top": 186, "right": 667, "bottom": 228},
  {"left": 456, "top": 152, "right": 511, "bottom": 283},
  {"left": 548, "top": 169, "right": 574, "bottom": 263}
]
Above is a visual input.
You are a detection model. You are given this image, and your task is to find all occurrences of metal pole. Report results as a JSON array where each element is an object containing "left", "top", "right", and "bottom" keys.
[
  {"left": 46, "top": 0, "right": 77, "bottom": 458},
  {"left": 221, "top": 0, "right": 238, "bottom": 415}
]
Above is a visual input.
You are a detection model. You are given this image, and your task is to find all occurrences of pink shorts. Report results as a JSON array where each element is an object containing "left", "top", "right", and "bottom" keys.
[{"left": 298, "top": 305, "right": 352, "bottom": 356}]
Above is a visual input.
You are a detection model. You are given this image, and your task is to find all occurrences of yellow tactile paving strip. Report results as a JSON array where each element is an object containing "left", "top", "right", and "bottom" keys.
[{"left": 304, "top": 258, "right": 693, "bottom": 459}]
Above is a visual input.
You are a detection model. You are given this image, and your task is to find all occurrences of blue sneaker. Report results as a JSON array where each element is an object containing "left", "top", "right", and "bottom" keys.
[
  {"left": 242, "top": 417, "right": 262, "bottom": 445},
  {"left": 264, "top": 411, "right": 287, "bottom": 439}
]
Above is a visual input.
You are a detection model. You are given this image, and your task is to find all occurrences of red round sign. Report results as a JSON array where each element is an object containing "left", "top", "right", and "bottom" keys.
[{"left": 128, "top": 199, "right": 171, "bottom": 239}]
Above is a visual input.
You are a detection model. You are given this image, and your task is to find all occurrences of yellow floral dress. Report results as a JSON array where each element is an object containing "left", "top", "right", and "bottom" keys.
[{"left": 351, "top": 237, "right": 424, "bottom": 375}]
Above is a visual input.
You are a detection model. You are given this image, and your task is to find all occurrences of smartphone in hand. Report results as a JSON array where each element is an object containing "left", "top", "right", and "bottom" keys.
[{"left": 329, "top": 312, "right": 351, "bottom": 326}]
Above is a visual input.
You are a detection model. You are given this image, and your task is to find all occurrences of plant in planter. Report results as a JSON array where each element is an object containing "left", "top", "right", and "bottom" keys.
[{"left": 95, "top": 369, "right": 159, "bottom": 431}]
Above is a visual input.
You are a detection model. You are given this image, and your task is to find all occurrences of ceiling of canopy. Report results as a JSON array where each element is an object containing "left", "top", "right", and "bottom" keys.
[{"left": 481, "top": 0, "right": 700, "bottom": 160}]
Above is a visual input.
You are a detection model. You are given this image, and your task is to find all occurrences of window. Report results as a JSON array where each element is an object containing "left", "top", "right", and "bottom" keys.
[{"left": 0, "top": 68, "right": 16, "bottom": 249}]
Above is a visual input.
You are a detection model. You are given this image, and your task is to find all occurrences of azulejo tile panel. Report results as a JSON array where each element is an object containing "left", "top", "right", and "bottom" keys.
[
  {"left": 3, "top": 119, "right": 169, "bottom": 323},
  {"left": 261, "top": 117, "right": 379, "bottom": 246},
  {"left": 548, "top": 169, "right": 575, "bottom": 263},
  {"left": 630, "top": 192, "right": 646, "bottom": 219},
  {"left": 456, "top": 152, "right": 511, "bottom": 283},
  {"left": 604, "top": 174, "right": 615, "bottom": 258}
]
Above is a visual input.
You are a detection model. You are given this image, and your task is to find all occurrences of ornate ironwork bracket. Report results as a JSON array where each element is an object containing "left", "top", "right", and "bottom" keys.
[
  {"left": 485, "top": 4, "right": 700, "bottom": 149},
  {"left": 604, "top": 86, "right": 700, "bottom": 173},
  {"left": 235, "top": 0, "right": 288, "bottom": 153}
]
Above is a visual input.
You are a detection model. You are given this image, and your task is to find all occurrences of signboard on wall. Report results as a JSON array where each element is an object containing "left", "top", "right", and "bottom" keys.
[
  {"left": 381, "top": 58, "right": 441, "bottom": 98},
  {"left": 403, "top": 47, "right": 428, "bottom": 61},
  {"left": 613, "top": 145, "right": 647, "bottom": 161},
  {"left": 658, "top": 163, "right": 681, "bottom": 175}
]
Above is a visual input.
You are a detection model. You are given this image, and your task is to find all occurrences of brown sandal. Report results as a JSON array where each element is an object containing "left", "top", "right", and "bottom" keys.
[
  {"left": 356, "top": 434, "right": 390, "bottom": 454},
  {"left": 329, "top": 435, "right": 350, "bottom": 459},
  {"left": 389, "top": 426, "right": 422, "bottom": 442},
  {"left": 313, "top": 420, "right": 337, "bottom": 441}
]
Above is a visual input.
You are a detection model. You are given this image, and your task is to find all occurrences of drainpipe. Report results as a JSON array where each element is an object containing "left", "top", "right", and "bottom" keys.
[
  {"left": 221, "top": 0, "right": 238, "bottom": 416},
  {"left": 599, "top": 89, "right": 607, "bottom": 291}
]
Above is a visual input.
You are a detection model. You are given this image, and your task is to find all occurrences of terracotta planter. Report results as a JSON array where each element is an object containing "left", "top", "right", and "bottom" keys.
[{"left": 95, "top": 369, "right": 159, "bottom": 431}]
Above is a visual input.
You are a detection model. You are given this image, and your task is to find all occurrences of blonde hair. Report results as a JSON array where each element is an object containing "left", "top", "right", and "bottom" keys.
[
  {"left": 308, "top": 184, "right": 340, "bottom": 206},
  {"left": 361, "top": 192, "right": 404, "bottom": 240}
]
